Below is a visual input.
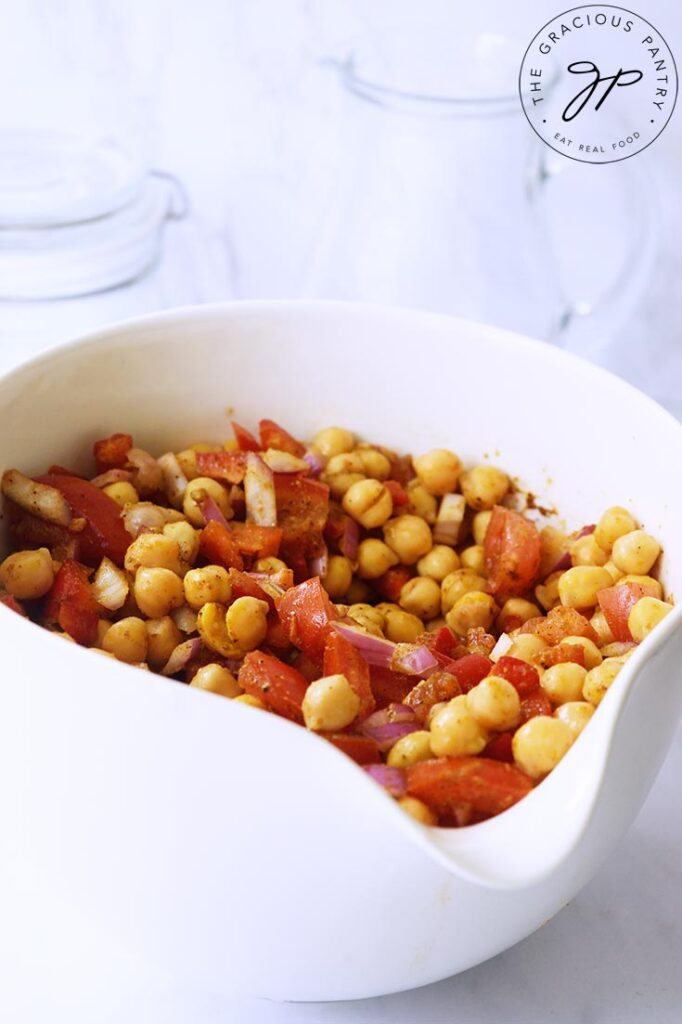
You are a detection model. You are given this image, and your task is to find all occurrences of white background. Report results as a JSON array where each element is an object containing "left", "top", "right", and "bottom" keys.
[{"left": 1, "top": 2, "right": 681, "bottom": 1021}]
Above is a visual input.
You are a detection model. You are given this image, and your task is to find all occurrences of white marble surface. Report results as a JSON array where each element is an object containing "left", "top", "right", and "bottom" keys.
[{"left": 1, "top": 2, "right": 682, "bottom": 1021}]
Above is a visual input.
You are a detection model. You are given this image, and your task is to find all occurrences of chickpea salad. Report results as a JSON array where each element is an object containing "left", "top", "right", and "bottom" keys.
[{"left": 0, "top": 419, "right": 673, "bottom": 827}]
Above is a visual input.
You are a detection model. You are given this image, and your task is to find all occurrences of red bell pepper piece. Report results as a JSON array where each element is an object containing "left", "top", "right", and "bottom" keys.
[
  {"left": 195, "top": 451, "right": 247, "bottom": 484},
  {"left": 239, "top": 650, "right": 308, "bottom": 722},
  {"left": 230, "top": 521, "right": 283, "bottom": 559},
  {"left": 277, "top": 577, "right": 337, "bottom": 664},
  {"left": 37, "top": 473, "right": 130, "bottom": 567},
  {"left": 259, "top": 418, "right": 305, "bottom": 457},
  {"left": 406, "top": 756, "right": 533, "bottom": 819},
  {"left": 199, "top": 520, "right": 244, "bottom": 570},
  {"left": 231, "top": 421, "right": 260, "bottom": 452},
  {"left": 325, "top": 734, "right": 381, "bottom": 765},
  {"left": 44, "top": 559, "right": 100, "bottom": 646},
  {"left": 323, "top": 630, "right": 375, "bottom": 720},
  {"left": 492, "top": 656, "right": 540, "bottom": 698},
  {"left": 274, "top": 474, "right": 329, "bottom": 565}
]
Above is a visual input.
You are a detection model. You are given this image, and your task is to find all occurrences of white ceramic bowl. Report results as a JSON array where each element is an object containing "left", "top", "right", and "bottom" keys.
[{"left": 2, "top": 302, "right": 682, "bottom": 1001}]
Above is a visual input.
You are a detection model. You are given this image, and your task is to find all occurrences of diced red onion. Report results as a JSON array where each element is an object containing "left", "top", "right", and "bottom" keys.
[
  {"left": 199, "top": 492, "right": 230, "bottom": 528},
  {"left": 162, "top": 637, "right": 202, "bottom": 676},
  {"left": 576, "top": 524, "right": 596, "bottom": 539},
  {"left": 433, "top": 493, "right": 466, "bottom": 546},
  {"left": 332, "top": 621, "right": 396, "bottom": 668},
  {"left": 91, "top": 557, "right": 129, "bottom": 611},
  {"left": 490, "top": 632, "right": 513, "bottom": 663},
  {"left": 600, "top": 641, "right": 636, "bottom": 658},
  {"left": 339, "top": 517, "right": 359, "bottom": 560},
  {"left": 261, "top": 449, "right": 309, "bottom": 474},
  {"left": 364, "top": 764, "right": 407, "bottom": 797},
  {"left": 391, "top": 643, "right": 439, "bottom": 676},
  {"left": 303, "top": 449, "right": 325, "bottom": 477},
  {"left": 171, "top": 605, "right": 199, "bottom": 634},
  {"left": 90, "top": 468, "right": 134, "bottom": 488},
  {"left": 123, "top": 502, "right": 178, "bottom": 537},
  {"left": 309, "top": 543, "right": 329, "bottom": 578},
  {"left": 360, "top": 704, "right": 420, "bottom": 751},
  {"left": 551, "top": 551, "right": 573, "bottom": 573},
  {"left": 158, "top": 452, "right": 188, "bottom": 507},
  {"left": 244, "top": 452, "right": 277, "bottom": 527},
  {"left": 126, "top": 448, "right": 164, "bottom": 494}
]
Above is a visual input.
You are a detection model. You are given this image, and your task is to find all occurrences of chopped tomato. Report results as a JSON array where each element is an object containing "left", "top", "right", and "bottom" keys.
[
  {"left": 404, "top": 671, "right": 462, "bottom": 722},
  {"left": 199, "top": 520, "right": 244, "bottom": 570},
  {"left": 195, "top": 450, "right": 247, "bottom": 484},
  {"left": 37, "top": 473, "right": 130, "bottom": 566},
  {"left": 325, "top": 734, "right": 380, "bottom": 765},
  {"left": 423, "top": 626, "right": 458, "bottom": 661},
  {"left": 265, "top": 614, "right": 290, "bottom": 649},
  {"left": 483, "top": 732, "right": 514, "bottom": 763},
  {"left": 230, "top": 521, "right": 282, "bottom": 559},
  {"left": 406, "top": 756, "right": 533, "bottom": 818},
  {"left": 44, "top": 559, "right": 100, "bottom": 646},
  {"left": 232, "top": 421, "right": 260, "bottom": 452},
  {"left": 492, "top": 656, "right": 540, "bottom": 698},
  {"left": 598, "top": 582, "right": 658, "bottom": 642},
  {"left": 239, "top": 650, "right": 308, "bottom": 723},
  {"left": 385, "top": 480, "right": 409, "bottom": 506},
  {"left": 540, "top": 643, "right": 586, "bottom": 669},
  {"left": 277, "top": 577, "right": 338, "bottom": 663},
  {"left": 259, "top": 418, "right": 305, "bottom": 457},
  {"left": 323, "top": 630, "right": 375, "bottom": 720},
  {"left": 484, "top": 505, "right": 541, "bottom": 599},
  {"left": 374, "top": 565, "right": 413, "bottom": 603},
  {"left": 93, "top": 432, "right": 133, "bottom": 472},
  {"left": 519, "top": 688, "right": 553, "bottom": 722},
  {"left": 228, "top": 567, "right": 271, "bottom": 605},
  {"left": 437, "top": 653, "right": 492, "bottom": 693},
  {"left": 536, "top": 605, "right": 598, "bottom": 645},
  {"left": 0, "top": 594, "right": 27, "bottom": 616},
  {"left": 369, "top": 666, "right": 415, "bottom": 707},
  {"left": 274, "top": 474, "right": 329, "bottom": 565}
]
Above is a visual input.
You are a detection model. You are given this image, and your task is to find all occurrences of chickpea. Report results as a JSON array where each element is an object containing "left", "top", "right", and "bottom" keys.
[
  {"left": 611, "top": 531, "right": 661, "bottom": 576},
  {"left": 570, "top": 534, "right": 608, "bottom": 567},
  {"left": 183, "top": 477, "right": 231, "bottom": 527},
  {"left": 554, "top": 701, "right": 595, "bottom": 738},
  {"left": 459, "top": 545, "right": 485, "bottom": 576},
  {"left": 183, "top": 565, "right": 232, "bottom": 610},
  {"left": 124, "top": 533, "right": 185, "bottom": 576},
  {"left": 558, "top": 566, "right": 613, "bottom": 609},
  {"left": 539, "top": 526, "right": 569, "bottom": 578},
  {"left": 163, "top": 521, "right": 200, "bottom": 565},
  {"left": 540, "top": 662, "right": 587, "bottom": 706},
  {"left": 582, "top": 657, "right": 625, "bottom": 706},
  {"left": 618, "top": 574, "right": 663, "bottom": 600},
  {"left": 383, "top": 515, "right": 433, "bottom": 565},
  {"left": 254, "top": 556, "right": 289, "bottom": 575},
  {"left": 197, "top": 602, "right": 238, "bottom": 657},
  {"left": 460, "top": 466, "right": 509, "bottom": 511},
  {"left": 234, "top": 693, "right": 266, "bottom": 709},
  {"left": 343, "top": 479, "right": 393, "bottom": 529},
  {"left": 322, "top": 555, "right": 353, "bottom": 599},
  {"left": 497, "top": 597, "right": 541, "bottom": 633},
  {"left": 302, "top": 673, "right": 360, "bottom": 731},
  {"left": 430, "top": 695, "right": 488, "bottom": 757},
  {"left": 562, "top": 635, "right": 602, "bottom": 669},
  {"left": 466, "top": 676, "right": 520, "bottom": 731},
  {"left": 603, "top": 560, "right": 624, "bottom": 584},
  {"left": 507, "top": 634, "right": 548, "bottom": 664},
  {"left": 426, "top": 616, "right": 448, "bottom": 633},
  {"left": 512, "top": 716, "right": 574, "bottom": 779},
  {"left": 399, "top": 577, "right": 441, "bottom": 620},
  {"left": 225, "top": 596, "right": 269, "bottom": 652},
  {"left": 326, "top": 452, "right": 364, "bottom": 477},
  {"left": 413, "top": 448, "right": 462, "bottom": 496},
  {"left": 417, "top": 545, "right": 460, "bottom": 582},
  {"left": 176, "top": 449, "right": 198, "bottom": 479},
  {"left": 102, "top": 616, "right": 148, "bottom": 663},
  {"left": 446, "top": 591, "right": 497, "bottom": 636},
  {"left": 590, "top": 608, "right": 615, "bottom": 646},
  {"left": 406, "top": 481, "right": 438, "bottom": 523},
  {"left": 357, "top": 539, "right": 399, "bottom": 580},
  {"left": 102, "top": 481, "right": 139, "bottom": 506},
  {"left": 0, "top": 547, "right": 53, "bottom": 599},
  {"left": 594, "top": 506, "right": 638, "bottom": 552},
  {"left": 472, "top": 510, "right": 493, "bottom": 546},
  {"left": 383, "top": 607, "right": 423, "bottom": 643},
  {"left": 190, "top": 663, "right": 242, "bottom": 698},
  {"left": 347, "top": 603, "right": 384, "bottom": 636},
  {"left": 536, "top": 572, "right": 563, "bottom": 614},
  {"left": 313, "top": 427, "right": 354, "bottom": 459},
  {"left": 328, "top": 472, "right": 365, "bottom": 499},
  {"left": 398, "top": 796, "right": 438, "bottom": 826},
  {"left": 440, "top": 569, "right": 488, "bottom": 614},
  {"left": 387, "top": 730, "right": 433, "bottom": 768},
  {"left": 134, "top": 567, "right": 185, "bottom": 619},
  {"left": 628, "top": 597, "right": 673, "bottom": 643},
  {"left": 356, "top": 447, "right": 392, "bottom": 480},
  {"left": 146, "top": 616, "right": 183, "bottom": 670}
]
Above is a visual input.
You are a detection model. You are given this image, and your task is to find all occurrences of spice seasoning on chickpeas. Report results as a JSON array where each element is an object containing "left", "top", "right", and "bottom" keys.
[{"left": 0, "top": 419, "right": 674, "bottom": 830}]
